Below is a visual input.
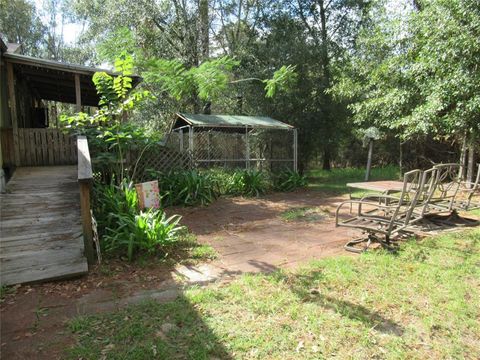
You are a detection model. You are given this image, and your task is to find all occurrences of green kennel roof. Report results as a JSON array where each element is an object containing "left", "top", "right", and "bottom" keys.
[{"left": 174, "top": 113, "right": 294, "bottom": 130}]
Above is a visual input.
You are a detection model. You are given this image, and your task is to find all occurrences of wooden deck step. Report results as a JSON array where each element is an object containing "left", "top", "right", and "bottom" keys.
[{"left": 0, "top": 166, "right": 88, "bottom": 285}]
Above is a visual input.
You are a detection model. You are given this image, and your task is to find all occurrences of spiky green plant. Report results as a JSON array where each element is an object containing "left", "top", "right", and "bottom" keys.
[{"left": 273, "top": 169, "right": 307, "bottom": 192}]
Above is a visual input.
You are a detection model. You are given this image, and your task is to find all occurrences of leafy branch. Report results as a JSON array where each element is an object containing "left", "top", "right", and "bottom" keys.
[{"left": 145, "top": 56, "right": 297, "bottom": 102}]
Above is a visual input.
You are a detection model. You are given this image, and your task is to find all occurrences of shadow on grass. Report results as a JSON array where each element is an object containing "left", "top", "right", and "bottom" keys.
[
  {"left": 69, "top": 288, "right": 234, "bottom": 359},
  {"left": 67, "top": 259, "right": 293, "bottom": 359},
  {"left": 272, "top": 270, "right": 405, "bottom": 337},
  {"left": 310, "top": 293, "right": 404, "bottom": 336}
]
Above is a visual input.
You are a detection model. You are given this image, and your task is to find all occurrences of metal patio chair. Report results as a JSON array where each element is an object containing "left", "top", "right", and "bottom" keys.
[
  {"left": 420, "top": 163, "right": 478, "bottom": 226},
  {"left": 411, "top": 166, "right": 439, "bottom": 220},
  {"left": 455, "top": 163, "right": 480, "bottom": 211},
  {"left": 335, "top": 169, "right": 424, "bottom": 253},
  {"left": 422, "top": 163, "right": 462, "bottom": 214}
]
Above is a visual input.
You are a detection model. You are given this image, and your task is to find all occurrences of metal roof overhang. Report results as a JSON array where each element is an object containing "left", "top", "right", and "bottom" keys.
[
  {"left": 4, "top": 53, "right": 142, "bottom": 107},
  {"left": 174, "top": 113, "right": 294, "bottom": 130}
]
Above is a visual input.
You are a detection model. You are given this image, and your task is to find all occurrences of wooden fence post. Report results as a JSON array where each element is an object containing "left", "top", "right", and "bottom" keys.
[
  {"left": 6, "top": 62, "right": 20, "bottom": 166},
  {"left": 77, "top": 135, "right": 94, "bottom": 265}
]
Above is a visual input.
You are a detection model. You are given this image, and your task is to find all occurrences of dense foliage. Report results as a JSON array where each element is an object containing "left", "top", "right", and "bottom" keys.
[
  {"left": 273, "top": 168, "right": 308, "bottom": 192},
  {"left": 1, "top": 0, "right": 478, "bottom": 172},
  {"left": 93, "top": 181, "right": 185, "bottom": 261},
  {"left": 332, "top": 0, "right": 480, "bottom": 140},
  {"left": 155, "top": 169, "right": 220, "bottom": 207},
  {"left": 150, "top": 168, "right": 306, "bottom": 207}
]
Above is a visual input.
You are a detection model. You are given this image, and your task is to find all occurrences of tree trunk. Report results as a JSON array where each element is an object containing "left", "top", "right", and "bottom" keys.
[
  {"left": 459, "top": 131, "right": 468, "bottom": 180},
  {"left": 466, "top": 135, "right": 476, "bottom": 187},
  {"left": 365, "top": 140, "right": 373, "bottom": 181},
  {"left": 319, "top": 0, "right": 333, "bottom": 171},
  {"left": 399, "top": 140, "right": 404, "bottom": 178},
  {"left": 199, "top": 0, "right": 209, "bottom": 60},
  {"left": 322, "top": 147, "right": 331, "bottom": 170},
  {"left": 319, "top": 0, "right": 330, "bottom": 87}
]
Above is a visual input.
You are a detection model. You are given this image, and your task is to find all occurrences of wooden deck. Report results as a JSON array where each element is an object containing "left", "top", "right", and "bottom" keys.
[{"left": 0, "top": 166, "right": 88, "bottom": 285}]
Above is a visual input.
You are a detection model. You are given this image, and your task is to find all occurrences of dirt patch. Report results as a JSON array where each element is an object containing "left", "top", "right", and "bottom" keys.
[
  {"left": 171, "top": 189, "right": 359, "bottom": 273},
  {"left": 1, "top": 189, "right": 360, "bottom": 359}
]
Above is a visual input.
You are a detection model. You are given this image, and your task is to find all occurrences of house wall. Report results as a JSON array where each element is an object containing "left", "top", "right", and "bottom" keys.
[
  {"left": 0, "top": 45, "right": 8, "bottom": 190},
  {"left": 0, "top": 47, "right": 10, "bottom": 129}
]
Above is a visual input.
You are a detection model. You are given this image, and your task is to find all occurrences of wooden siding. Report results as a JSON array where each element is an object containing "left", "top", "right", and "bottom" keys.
[
  {"left": 17, "top": 128, "right": 77, "bottom": 166},
  {"left": 1, "top": 128, "right": 14, "bottom": 167}
]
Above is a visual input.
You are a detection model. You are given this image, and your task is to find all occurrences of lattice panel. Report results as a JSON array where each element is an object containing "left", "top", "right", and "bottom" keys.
[{"left": 127, "top": 144, "right": 193, "bottom": 181}]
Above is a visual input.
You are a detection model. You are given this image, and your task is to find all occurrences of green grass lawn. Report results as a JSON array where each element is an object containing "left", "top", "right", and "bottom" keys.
[
  {"left": 307, "top": 165, "right": 400, "bottom": 195},
  {"left": 67, "top": 228, "right": 480, "bottom": 359}
]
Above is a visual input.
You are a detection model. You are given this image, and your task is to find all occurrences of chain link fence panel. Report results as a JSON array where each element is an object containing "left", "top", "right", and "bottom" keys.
[{"left": 166, "top": 126, "right": 297, "bottom": 172}]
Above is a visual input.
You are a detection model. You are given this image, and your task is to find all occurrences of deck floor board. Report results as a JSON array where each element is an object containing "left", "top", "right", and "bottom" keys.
[{"left": 0, "top": 166, "right": 88, "bottom": 285}]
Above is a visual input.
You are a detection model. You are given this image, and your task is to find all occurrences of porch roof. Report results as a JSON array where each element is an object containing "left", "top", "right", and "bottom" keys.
[{"left": 3, "top": 53, "right": 141, "bottom": 106}]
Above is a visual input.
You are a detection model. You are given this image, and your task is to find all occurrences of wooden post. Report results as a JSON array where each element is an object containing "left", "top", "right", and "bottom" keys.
[
  {"left": 77, "top": 135, "right": 94, "bottom": 265},
  {"left": 365, "top": 139, "right": 373, "bottom": 181},
  {"left": 6, "top": 62, "right": 20, "bottom": 166},
  {"left": 189, "top": 126, "right": 194, "bottom": 153},
  {"left": 79, "top": 181, "right": 94, "bottom": 265},
  {"left": 399, "top": 140, "right": 404, "bottom": 178},
  {"left": 245, "top": 125, "right": 250, "bottom": 170},
  {"left": 466, "top": 137, "right": 476, "bottom": 188},
  {"left": 74, "top": 74, "right": 82, "bottom": 113},
  {"left": 293, "top": 129, "right": 298, "bottom": 172}
]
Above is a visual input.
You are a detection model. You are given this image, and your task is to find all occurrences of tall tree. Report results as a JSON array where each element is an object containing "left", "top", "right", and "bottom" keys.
[
  {"left": 0, "top": 0, "right": 45, "bottom": 56},
  {"left": 332, "top": 0, "right": 479, "bottom": 172}
]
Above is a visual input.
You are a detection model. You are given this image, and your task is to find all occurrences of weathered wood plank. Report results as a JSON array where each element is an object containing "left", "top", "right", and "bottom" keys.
[
  {"left": 68, "top": 135, "right": 74, "bottom": 163},
  {"left": 6, "top": 62, "right": 20, "bottom": 166},
  {"left": 1, "top": 247, "right": 85, "bottom": 271},
  {"left": 41, "top": 129, "right": 48, "bottom": 165},
  {"left": 35, "top": 130, "right": 43, "bottom": 164},
  {"left": 0, "top": 166, "right": 88, "bottom": 285},
  {"left": 75, "top": 73, "right": 82, "bottom": 112},
  {"left": 1, "top": 230, "right": 83, "bottom": 249},
  {"left": 52, "top": 129, "right": 59, "bottom": 164},
  {"left": 0, "top": 129, "right": 15, "bottom": 167},
  {"left": 18, "top": 128, "right": 25, "bottom": 165},
  {"left": 59, "top": 130, "right": 66, "bottom": 164},
  {"left": 76, "top": 136, "right": 94, "bottom": 265},
  {"left": 48, "top": 130, "right": 54, "bottom": 164},
  {"left": 0, "top": 258, "right": 88, "bottom": 286},
  {"left": 0, "top": 212, "right": 81, "bottom": 229},
  {"left": 77, "top": 136, "right": 92, "bottom": 180},
  {"left": 28, "top": 129, "right": 36, "bottom": 165},
  {"left": 0, "top": 205, "right": 81, "bottom": 220},
  {"left": 2, "top": 243, "right": 83, "bottom": 257}
]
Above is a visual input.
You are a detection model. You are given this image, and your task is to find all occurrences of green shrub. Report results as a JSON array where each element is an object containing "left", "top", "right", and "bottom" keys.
[
  {"left": 103, "top": 210, "right": 184, "bottom": 261},
  {"left": 143, "top": 168, "right": 301, "bottom": 207},
  {"left": 273, "top": 168, "right": 307, "bottom": 191},
  {"left": 203, "top": 168, "right": 234, "bottom": 195},
  {"left": 227, "top": 169, "right": 269, "bottom": 197},
  {"left": 93, "top": 181, "right": 185, "bottom": 261},
  {"left": 156, "top": 170, "right": 219, "bottom": 207}
]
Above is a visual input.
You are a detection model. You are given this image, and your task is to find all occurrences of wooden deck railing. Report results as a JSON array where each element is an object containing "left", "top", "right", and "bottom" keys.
[
  {"left": 17, "top": 128, "right": 77, "bottom": 166},
  {"left": 77, "top": 135, "right": 94, "bottom": 265},
  {"left": 1, "top": 129, "right": 15, "bottom": 168}
]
